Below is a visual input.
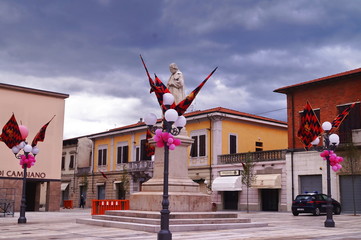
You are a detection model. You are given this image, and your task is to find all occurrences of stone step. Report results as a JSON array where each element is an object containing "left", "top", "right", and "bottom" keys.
[
  {"left": 104, "top": 210, "right": 238, "bottom": 219},
  {"left": 93, "top": 214, "right": 250, "bottom": 225},
  {"left": 76, "top": 218, "right": 268, "bottom": 233}
]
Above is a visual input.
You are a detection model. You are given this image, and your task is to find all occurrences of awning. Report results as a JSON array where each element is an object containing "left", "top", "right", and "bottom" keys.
[
  {"left": 113, "top": 181, "right": 122, "bottom": 190},
  {"left": 212, "top": 176, "right": 242, "bottom": 191},
  {"left": 252, "top": 174, "right": 281, "bottom": 189},
  {"left": 61, "top": 183, "right": 69, "bottom": 191}
]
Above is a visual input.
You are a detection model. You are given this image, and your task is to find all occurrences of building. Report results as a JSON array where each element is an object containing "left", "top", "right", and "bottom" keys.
[
  {"left": 274, "top": 67, "right": 361, "bottom": 213},
  {"left": 62, "top": 107, "right": 288, "bottom": 211},
  {"left": 0, "top": 83, "right": 68, "bottom": 211},
  {"left": 61, "top": 137, "right": 92, "bottom": 208}
]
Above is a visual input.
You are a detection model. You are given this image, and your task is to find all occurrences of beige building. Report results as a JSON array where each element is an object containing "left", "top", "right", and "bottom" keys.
[{"left": 0, "top": 83, "right": 68, "bottom": 211}]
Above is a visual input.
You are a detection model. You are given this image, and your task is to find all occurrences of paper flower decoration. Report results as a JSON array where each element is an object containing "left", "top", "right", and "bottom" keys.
[
  {"left": 19, "top": 154, "right": 36, "bottom": 169},
  {"left": 153, "top": 129, "right": 181, "bottom": 150},
  {"left": 320, "top": 150, "right": 343, "bottom": 172}
]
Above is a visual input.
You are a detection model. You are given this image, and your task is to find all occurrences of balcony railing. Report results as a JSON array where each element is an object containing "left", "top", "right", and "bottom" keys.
[
  {"left": 218, "top": 149, "right": 287, "bottom": 165},
  {"left": 126, "top": 160, "right": 154, "bottom": 172}
]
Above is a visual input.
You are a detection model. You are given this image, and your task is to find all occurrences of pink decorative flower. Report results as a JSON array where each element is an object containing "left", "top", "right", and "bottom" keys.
[{"left": 153, "top": 130, "right": 181, "bottom": 151}]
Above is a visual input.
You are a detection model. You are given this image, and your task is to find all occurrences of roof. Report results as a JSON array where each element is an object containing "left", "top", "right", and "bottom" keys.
[
  {"left": 274, "top": 67, "right": 361, "bottom": 94},
  {"left": 88, "top": 107, "right": 287, "bottom": 139},
  {"left": 0, "top": 83, "right": 69, "bottom": 99},
  {"left": 183, "top": 107, "right": 286, "bottom": 125}
]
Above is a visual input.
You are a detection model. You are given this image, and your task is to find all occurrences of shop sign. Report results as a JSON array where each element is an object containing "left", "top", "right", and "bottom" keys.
[
  {"left": 0, "top": 169, "right": 46, "bottom": 179},
  {"left": 219, "top": 170, "right": 240, "bottom": 176}
]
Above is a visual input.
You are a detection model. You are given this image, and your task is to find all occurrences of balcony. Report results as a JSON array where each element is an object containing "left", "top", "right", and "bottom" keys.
[
  {"left": 218, "top": 149, "right": 287, "bottom": 165},
  {"left": 125, "top": 160, "right": 154, "bottom": 172}
]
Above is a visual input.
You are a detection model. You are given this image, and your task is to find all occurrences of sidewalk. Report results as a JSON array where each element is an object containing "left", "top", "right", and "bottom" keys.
[{"left": 0, "top": 208, "right": 360, "bottom": 239}]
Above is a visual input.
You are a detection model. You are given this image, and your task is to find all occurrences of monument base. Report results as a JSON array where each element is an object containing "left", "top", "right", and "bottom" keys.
[
  {"left": 129, "top": 129, "right": 211, "bottom": 212},
  {"left": 130, "top": 191, "right": 211, "bottom": 212}
]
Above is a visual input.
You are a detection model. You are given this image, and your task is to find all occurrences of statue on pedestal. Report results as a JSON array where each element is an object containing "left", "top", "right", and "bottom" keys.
[{"left": 167, "top": 63, "right": 185, "bottom": 105}]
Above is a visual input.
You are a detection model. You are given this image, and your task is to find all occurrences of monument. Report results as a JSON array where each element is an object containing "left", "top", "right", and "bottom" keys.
[
  {"left": 130, "top": 61, "right": 212, "bottom": 212},
  {"left": 166, "top": 63, "right": 185, "bottom": 105}
]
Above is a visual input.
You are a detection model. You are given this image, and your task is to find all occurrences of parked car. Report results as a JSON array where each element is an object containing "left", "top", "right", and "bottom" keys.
[{"left": 292, "top": 192, "right": 341, "bottom": 216}]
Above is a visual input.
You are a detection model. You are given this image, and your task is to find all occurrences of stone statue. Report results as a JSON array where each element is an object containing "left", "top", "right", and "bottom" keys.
[{"left": 167, "top": 63, "right": 185, "bottom": 104}]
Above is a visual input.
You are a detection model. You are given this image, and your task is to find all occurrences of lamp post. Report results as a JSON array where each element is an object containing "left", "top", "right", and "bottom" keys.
[
  {"left": 12, "top": 141, "right": 40, "bottom": 224},
  {"left": 144, "top": 93, "right": 187, "bottom": 240},
  {"left": 311, "top": 121, "right": 340, "bottom": 228}
]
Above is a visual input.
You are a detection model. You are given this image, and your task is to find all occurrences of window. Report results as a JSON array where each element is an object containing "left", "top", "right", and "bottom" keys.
[
  {"left": 255, "top": 141, "right": 263, "bottom": 152},
  {"left": 135, "top": 146, "right": 140, "bottom": 161},
  {"left": 140, "top": 139, "right": 152, "bottom": 161},
  {"left": 230, "top": 134, "right": 237, "bottom": 154},
  {"left": 61, "top": 156, "right": 65, "bottom": 170},
  {"left": 98, "top": 146, "right": 107, "bottom": 166},
  {"left": 117, "top": 143, "right": 129, "bottom": 164},
  {"left": 69, "top": 155, "right": 74, "bottom": 169},
  {"left": 190, "top": 133, "right": 206, "bottom": 157},
  {"left": 338, "top": 103, "right": 361, "bottom": 142}
]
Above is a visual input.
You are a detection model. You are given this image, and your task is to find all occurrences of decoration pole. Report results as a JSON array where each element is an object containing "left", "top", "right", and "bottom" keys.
[
  {"left": 158, "top": 120, "right": 172, "bottom": 240},
  {"left": 18, "top": 164, "right": 27, "bottom": 224}
]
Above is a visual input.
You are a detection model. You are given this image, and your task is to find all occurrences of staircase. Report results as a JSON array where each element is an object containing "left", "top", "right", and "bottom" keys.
[{"left": 76, "top": 210, "right": 268, "bottom": 232}]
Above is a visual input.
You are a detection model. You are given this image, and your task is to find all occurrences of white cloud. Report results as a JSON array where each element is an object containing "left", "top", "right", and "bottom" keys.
[{"left": 64, "top": 93, "right": 143, "bottom": 138}]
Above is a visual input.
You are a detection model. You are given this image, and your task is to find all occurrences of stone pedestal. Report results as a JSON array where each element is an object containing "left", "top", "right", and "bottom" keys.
[{"left": 130, "top": 129, "right": 211, "bottom": 212}]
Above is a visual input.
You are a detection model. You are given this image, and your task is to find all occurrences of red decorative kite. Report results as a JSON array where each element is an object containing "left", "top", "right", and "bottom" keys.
[
  {"left": 31, "top": 116, "right": 55, "bottom": 147},
  {"left": 0, "top": 113, "right": 23, "bottom": 149},
  {"left": 297, "top": 101, "right": 323, "bottom": 150}
]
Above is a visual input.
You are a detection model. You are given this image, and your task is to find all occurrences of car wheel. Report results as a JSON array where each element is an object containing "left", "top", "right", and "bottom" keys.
[
  {"left": 334, "top": 206, "right": 341, "bottom": 215},
  {"left": 313, "top": 207, "right": 320, "bottom": 216},
  {"left": 292, "top": 211, "right": 299, "bottom": 216}
]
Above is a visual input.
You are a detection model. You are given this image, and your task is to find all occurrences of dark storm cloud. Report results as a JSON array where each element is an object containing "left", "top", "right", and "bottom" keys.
[{"left": 0, "top": 0, "right": 361, "bottom": 137}]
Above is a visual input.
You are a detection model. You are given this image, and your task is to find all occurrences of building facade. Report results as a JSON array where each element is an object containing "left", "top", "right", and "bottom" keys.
[
  {"left": 275, "top": 67, "right": 361, "bottom": 213},
  {"left": 62, "top": 107, "right": 288, "bottom": 211},
  {"left": 0, "top": 83, "right": 68, "bottom": 211}
]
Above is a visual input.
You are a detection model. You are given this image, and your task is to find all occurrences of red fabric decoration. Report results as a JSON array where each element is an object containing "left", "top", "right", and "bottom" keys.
[
  {"left": 330, "top": 102, "right": 356, "bottom": 133},
  {"left": 174, "top": 67, "right": 217, "bottom": 116},
  {"left": 0, "top": 114, "right": 23, "bottom": 149},
  {"left": 145, "top": 129, "right": 155, "bottom": 157},
  {"left": 297, "top": 101, "right": 323, "bottom": 150},
  {"left": 31, "top": 116, "right": 55, "bottom": 147}
]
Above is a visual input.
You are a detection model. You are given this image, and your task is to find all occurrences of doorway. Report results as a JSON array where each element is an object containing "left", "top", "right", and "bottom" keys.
[
  {"left": 26, "top": 181, "right": 39, "bottom": 211},
  {"left": 261, "top": 189, "right": 279, "bottom": 211},
  {"left": 223, "top": 191, "right": 239, "bottom": 210}
]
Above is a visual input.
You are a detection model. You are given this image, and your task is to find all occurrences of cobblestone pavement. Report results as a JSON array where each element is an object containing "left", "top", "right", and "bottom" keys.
[{"left": 0, "top": 208, "right": 360, "bottom": 239}]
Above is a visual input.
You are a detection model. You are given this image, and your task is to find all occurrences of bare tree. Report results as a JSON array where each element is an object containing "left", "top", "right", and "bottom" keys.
[{"left": 240, "top": 153, "right": 257, "bottom": 213}]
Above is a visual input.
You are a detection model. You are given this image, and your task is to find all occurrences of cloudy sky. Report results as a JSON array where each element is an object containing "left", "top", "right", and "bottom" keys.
[{"left": 1, "top": 0, "right": 361, "bottom": 139}]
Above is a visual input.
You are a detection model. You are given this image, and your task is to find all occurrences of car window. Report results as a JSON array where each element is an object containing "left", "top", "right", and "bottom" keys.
[
  {"left": 320, "top": 194, "right": 328, "bottom": 201},
  {"left": 295, "top": 195, "right": 314, "bottom": 201}
]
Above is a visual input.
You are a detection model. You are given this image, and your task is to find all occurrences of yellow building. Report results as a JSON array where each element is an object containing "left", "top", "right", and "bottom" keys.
[
  {"left": 0, "top": 83, "right": 68, "bottom": 212},
  {"left": 65, "top": 107, "right": 287, "bottom": 210}
]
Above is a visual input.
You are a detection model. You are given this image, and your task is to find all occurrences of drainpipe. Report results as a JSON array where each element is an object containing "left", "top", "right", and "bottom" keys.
[
  {"left": 291, "top": 93, "right": 295, "bottom": 200},
  {"left": 90, "top": 139, "right": 95, "bottom": 194}
]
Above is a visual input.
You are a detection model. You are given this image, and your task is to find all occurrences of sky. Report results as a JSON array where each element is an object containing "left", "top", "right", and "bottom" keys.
[{"left": 1, "top": 0, "right": 361, "bottom": 139}]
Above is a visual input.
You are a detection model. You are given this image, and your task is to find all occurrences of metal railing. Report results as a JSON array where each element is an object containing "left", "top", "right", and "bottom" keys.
[
  {"left": 218, "top": 149, "right": 287, "bottom": 164},
  {"left": 126, "top": 160, "right": 154, "bottom": 172}
]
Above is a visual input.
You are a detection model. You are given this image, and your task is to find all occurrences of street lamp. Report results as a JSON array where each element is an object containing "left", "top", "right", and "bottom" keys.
[
  {"left": 12, "top": 140, "right": 40, "bottom": 224},
  {"left": 144, "top": 93, "right": 186, "bottom": 240},
  {"left": 311, "top": 121, "right": 340, "bottom": 228}
]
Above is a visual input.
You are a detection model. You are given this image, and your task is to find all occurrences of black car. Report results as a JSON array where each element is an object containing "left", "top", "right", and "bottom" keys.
[{"left": 292, "top": 192, "right": 341, "bottom": 216}]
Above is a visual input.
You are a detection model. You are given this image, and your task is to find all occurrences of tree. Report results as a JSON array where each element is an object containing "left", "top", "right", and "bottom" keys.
[
  {"left": 340, "top": 143, "right": 361, "bottom": 216},
  {"left": 240, "top": 153, "right": 257, "bottom": 213}
]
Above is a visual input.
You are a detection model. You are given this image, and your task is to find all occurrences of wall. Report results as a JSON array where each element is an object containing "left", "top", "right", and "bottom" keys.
[
  {"left": 285, "top": 77, "right": 361, "bottom": 149},
  {"left": 285, "top": 151, "right": 339, "bottom": 211},
  {"left": 0, "top": 84, "right": 68, "bottom": 211}
]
